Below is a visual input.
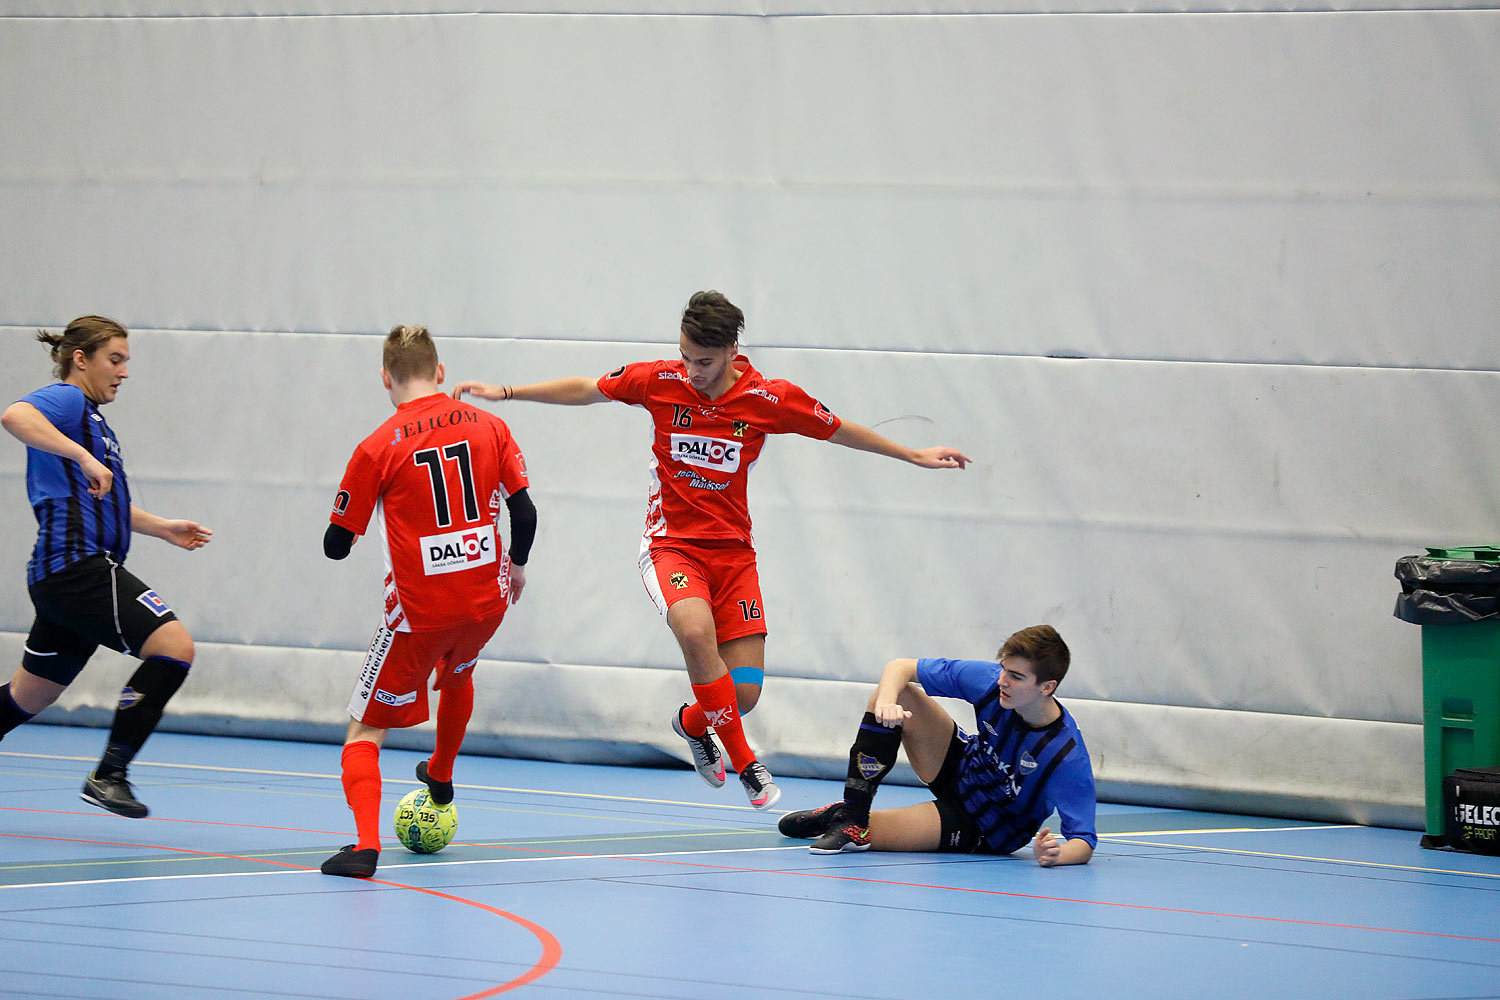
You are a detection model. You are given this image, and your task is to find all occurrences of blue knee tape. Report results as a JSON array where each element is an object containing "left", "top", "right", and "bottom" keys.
[{"left": 729, "top": 666, "right": 764, "bottom": 689}]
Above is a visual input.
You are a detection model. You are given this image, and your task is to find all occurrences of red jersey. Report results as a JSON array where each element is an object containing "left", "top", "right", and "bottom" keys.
[
  {"left": 331, "top": 393, "right": 530, "bottom": 632},
  {"left": 597, "top": 356, "right": 841, "bottom": 541}
]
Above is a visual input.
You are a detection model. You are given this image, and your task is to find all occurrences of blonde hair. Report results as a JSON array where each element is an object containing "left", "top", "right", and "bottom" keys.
[
  {"left": 36, "top": 316, "right": 127, "bottom": 379},
  {"left": 382, "top": 324, "right": 439, "bottom": 383}
]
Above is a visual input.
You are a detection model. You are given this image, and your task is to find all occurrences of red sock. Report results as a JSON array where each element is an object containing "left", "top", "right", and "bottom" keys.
[
  {"left": 680, "top": 701, "right": 709, "bottom": 736},
  {"left": 340, "top": 740, "right": 382, "bottom": 853},
  {"left": 692, "top": 674, "right": 755, "bottom": 773},
  {"left": 427, "top": 681, "right": 474, "bottom": 784}
]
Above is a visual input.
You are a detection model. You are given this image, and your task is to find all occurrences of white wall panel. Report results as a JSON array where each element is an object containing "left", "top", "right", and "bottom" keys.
[
  {"left": 3, "top": 6, "right": 1497, "bottom": 824},
  {"left": 2, "top": 12, "right": 1496, "bottom": 364}
]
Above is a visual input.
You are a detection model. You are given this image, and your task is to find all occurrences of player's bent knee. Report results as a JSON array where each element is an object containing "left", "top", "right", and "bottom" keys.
[
  {"left": 734, "top": 683, "right": 761, "bottom": 715},
  {"left": 141, "top": 622, "right": 194, "bottom": 665}
]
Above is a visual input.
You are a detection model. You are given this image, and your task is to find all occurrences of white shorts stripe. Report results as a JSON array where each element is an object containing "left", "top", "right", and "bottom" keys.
[
  {"left": 638, "top": 536, "right": 669, "bottom": 619},
  {"left": 347, "top": 625, "right": 396, "bottom": 721}
]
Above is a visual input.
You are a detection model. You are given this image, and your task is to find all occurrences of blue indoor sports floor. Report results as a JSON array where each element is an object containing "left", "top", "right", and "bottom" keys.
[{"left": 2, "top": 725, "right": 1498, "bottom": 999}]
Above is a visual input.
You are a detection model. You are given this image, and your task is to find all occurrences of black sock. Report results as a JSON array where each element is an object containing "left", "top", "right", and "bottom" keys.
[
  {"left": 98, "top": 656, "right": 189, "bottom": 775},
  {"left": 0, "top": 685, "right": 36, "bottom": 741},
  {"left": 842, "top": 712, "right": 902, "bottom": 825}
]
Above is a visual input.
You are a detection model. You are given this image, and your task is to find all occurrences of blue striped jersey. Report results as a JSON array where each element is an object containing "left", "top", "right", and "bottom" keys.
[
  {"left": 19, "top": 382, "right": 132, "bottom": 585},
  {"left": 917, "top": 657, "right": 1097, "bottom": 854}
]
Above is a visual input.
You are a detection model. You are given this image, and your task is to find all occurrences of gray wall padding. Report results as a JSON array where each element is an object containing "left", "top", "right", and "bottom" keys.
[{"left": 5, "top": 5, "right": 1499, "bottom": 827}]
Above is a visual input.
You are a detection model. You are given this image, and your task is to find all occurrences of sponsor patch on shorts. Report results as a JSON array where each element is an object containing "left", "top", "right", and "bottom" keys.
[
  {"left": 136, "top": 590, "right": 171, "bottom": 616},
  {"left": 374, "top": 688, "right": 418, "bottom": 707}
]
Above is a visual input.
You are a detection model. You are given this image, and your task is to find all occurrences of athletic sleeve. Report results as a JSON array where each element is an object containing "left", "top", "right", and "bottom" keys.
[
  {"left": 596, "top": 360, "right": 657, "bottom": 406},
  {"left": 916, "top": 657, "right": 1002, "bottom": 704},
  {"left": 22, "top": 383, "right": 85, "bottom": 430},
  {"left": 330, "top": 442, "right": 381, "bottom": 536},
  {"left": 323, "top": 523, "right": 356, "bottom": 560},
  {"left": 1047, "top": 754, "right": 1099, "bottom": 850},
  {"left": 757, "top": 379, "right": 841, "bottom": 441},
  {"left": 505, "top": 488, "right": 537, "bottom": 565}
]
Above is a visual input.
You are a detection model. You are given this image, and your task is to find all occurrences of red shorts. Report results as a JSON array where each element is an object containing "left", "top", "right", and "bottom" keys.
[
  {"left": 346, "top": 614, "right": 504, "bottom": 730},
  {"left": 639, "top": 536, "right": 767, "bottom": 644}
]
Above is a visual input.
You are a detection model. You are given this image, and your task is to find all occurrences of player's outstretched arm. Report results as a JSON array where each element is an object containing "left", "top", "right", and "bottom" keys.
[
  {"left": 130, "top": 506, "right": 213, "bottom": 550},
  {"left": 451, "top": 377, "right": 607, "bottom": 406},
  {"left": 829, "top": 421, "right": 971, "bottom": 469},
  {"left": 2, "top": 401, "right": 114, "bottom": 498}
]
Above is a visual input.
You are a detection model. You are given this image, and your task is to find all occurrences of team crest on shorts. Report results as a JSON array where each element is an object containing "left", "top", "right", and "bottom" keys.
[
  {"left": 136, "top": 590, "right": 171, "bottom": 616},
  {"left": 669, "top": 571, "right": 689, "bottom": 590}
]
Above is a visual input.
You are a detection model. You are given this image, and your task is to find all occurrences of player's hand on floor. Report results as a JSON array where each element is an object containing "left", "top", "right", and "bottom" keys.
[{"left": 1033, "top": 826, "right": 1062, "bottom": 867}]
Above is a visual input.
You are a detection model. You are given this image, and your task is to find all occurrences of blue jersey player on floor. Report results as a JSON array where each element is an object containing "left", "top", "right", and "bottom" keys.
[
  {"left": 779, "top": 624, "right": 1096, "bottom": 865},
  {"left": 0, "top": 316, "right": 212, "bottom": 819}
]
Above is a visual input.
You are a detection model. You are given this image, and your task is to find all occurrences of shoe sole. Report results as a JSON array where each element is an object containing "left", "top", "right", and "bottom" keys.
[
  {"left": 79, "top": 789, "right": 148, "bottom": 819},
  {"left": 321, "top": 865, "right": 377, "bottom": 878},
  {"left": 809, "top": 840, "right": 871, "bottom": 855}
]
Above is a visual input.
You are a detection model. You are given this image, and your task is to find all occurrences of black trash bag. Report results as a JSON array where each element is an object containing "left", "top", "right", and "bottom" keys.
[{"left": 1394, "top": 555, "right": 1500, "bottom": 625}]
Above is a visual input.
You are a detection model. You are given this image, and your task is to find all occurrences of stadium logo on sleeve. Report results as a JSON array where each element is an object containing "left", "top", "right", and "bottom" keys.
[
  {"left": 670, "top": 434, "right": 741, "bottom": 472},
  {"left": 421, "top": 526, "right": 497, "bottom": 575},
  {"left": 136, "top": 590, "right": 171, "bottom": 617},
  {"left": 814, "top": 400, "right": 836, "bottom": 425},
  {"left": 333, "top": 490, "right": 351, "bottom": 515},
  {"left": 607, "top": 365, "right": 626, "bottom": 379}
]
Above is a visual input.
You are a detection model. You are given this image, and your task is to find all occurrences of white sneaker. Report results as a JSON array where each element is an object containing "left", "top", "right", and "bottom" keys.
[
  {"left": 672, "top": 704, "right": 725, "bottom": 788},
  {"left": 739, "top": 761, "right": 782, "bottom": 810}
]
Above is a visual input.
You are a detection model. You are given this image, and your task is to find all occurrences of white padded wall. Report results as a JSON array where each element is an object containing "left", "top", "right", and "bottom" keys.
[{"left": 3, "top": 4, "right": 1498, "bottom": 825}]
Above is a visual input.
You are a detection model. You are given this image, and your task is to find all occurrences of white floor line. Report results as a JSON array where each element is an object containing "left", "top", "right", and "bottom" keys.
[{"left": 0, "top": 844, "right": 812, "bottom": 891}]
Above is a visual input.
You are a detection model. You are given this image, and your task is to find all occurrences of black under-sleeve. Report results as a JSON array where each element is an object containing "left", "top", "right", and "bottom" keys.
[
  {"left": 323, "top": 523, "right": 356, "bottom": 560},
  {"left": 504, "top": 488, "right": 537, "bottom": 566}
]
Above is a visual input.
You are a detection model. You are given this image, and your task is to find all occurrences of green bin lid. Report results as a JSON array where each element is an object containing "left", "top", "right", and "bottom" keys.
[{"left": 1424, "top": 545, "right": 1500, "bottom": 560}]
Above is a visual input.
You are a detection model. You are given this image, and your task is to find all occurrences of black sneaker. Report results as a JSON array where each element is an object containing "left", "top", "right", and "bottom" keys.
[
  {"left": 739, "top": 761, "right": 782, "bottom": 810},
  {"left": 810, "top": 822, "right": 872, "bottom": 854},
  {"left": 321, "top": 844, "right": 379, "bottom": 878},
  {"left": 415, "top": 760, "right": 454, "bottom": 806},
  {"left": 778, "top": 801, "right": 848, "bottom": 839},
  {"left": 80, "top": 771, "right": 148, "bottom": 819}
]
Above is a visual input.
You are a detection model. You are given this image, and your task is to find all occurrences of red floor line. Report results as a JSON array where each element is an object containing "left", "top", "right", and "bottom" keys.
[{"left": 0, "top": 831, "right": 562, "bottom": 997}]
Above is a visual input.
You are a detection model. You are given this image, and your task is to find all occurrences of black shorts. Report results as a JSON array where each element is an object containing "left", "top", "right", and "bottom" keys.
[
  {"left": 926, "top": 725, "right": 1000, "bottom": 855},
  {"left": 23, "top": 554, "right": 179, "bottom": 685}
]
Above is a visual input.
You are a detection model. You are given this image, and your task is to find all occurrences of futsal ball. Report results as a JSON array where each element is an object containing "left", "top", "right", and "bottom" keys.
[{"left": 393, "top": 788, "right": 458, "bottom": 854}]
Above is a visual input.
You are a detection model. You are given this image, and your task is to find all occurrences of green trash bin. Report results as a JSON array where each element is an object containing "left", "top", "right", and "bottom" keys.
[{"left": 1394, "top": 545, "right": 1500, "bottom": 846}]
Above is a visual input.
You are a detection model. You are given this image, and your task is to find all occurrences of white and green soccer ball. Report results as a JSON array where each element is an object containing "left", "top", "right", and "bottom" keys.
[{"left": 393, "top": 787, "right": 457, "bottom": 854}]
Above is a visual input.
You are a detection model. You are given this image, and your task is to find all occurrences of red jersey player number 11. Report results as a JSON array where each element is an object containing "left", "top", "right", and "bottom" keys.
[{"left": 319, "top": 325, "right": 538, "bottom": 880}]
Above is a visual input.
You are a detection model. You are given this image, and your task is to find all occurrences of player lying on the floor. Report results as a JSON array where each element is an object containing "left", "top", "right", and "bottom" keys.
[{"left": 778, "top": 625, "right": 1096, "bottom": 866}]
